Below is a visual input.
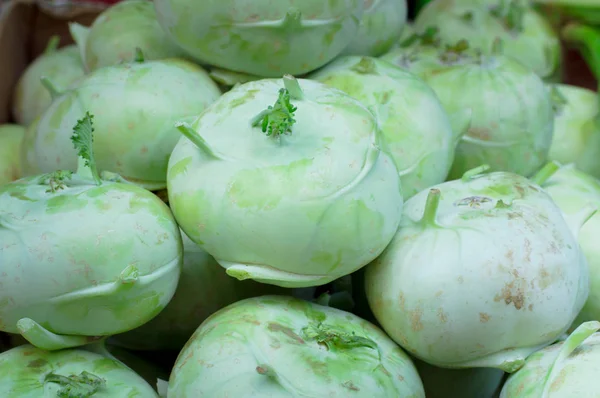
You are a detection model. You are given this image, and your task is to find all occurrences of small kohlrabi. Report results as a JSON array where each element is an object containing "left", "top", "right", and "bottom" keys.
[
  {"left": 547, "top": 84, "right": 600, "bottom": 179},
  {"left": 0, "top": 113, "right": 182, "bottom": 351},
  {"left": 167, "top": 295, "right": 426, "bottom": 397},
  {"left": 25, "top": 53, "right": 221, "bottom": 190},
  {"left": 310, "top": 56, "right": 464, "bottom": 199},
  {"left": 381, "top": 38, "right": 554, "bottom": 179},
  {"left": 0, "top": 344, "right": 159, "bottom": 397},
  {"left": 500, "top": 321, "right": 600, "bottom": 397},
  {"left": 364, "top": 165, "right": 591, "bottom": 372},
  {"left": 69, "top": 0, "right": 186, "bottom": 72},
  {"left": 411, "top": 0, "right": 562, "bottom": 82},
  {"left": 341, "top": 0, "right": 408, "bottom": 57},
  {"left": 153, "top": 0, "right": 365, "bottom": 77},
  {"left": 12, "top": 36, "right": 85, "bottom": 127},
  {"left": 167, "top": 76, "right": 403, "bottom": 288},
  {"left": 0, "top": 124, "right": 26, "bottom": 186}
]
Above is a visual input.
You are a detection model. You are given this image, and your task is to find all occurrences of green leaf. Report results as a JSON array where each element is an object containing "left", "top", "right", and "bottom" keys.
[
  {"left": 71, "top": 112, "right": 101, "bottom": 185},
  {"left": 251, "top": 88, "right": 297, "bottom": 138},
  {"left": 38, "top": 170, "right": 74, "bottom": 193},
  {"left": 301, "top": 322, "right": 377, "bottom": 350},
  {"left": 45, "top": 371, "right": 106, "bottom": 398}
]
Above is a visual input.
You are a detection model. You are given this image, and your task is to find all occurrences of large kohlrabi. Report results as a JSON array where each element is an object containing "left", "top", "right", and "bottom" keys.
[
  {"left": 0, "top": 344, "right": 158, "bottom": 397},
  {"left": 547, "top": 84, "right": 600, "bottom": 179},
  {"left": 364, "top": 165, "right": 591, "bottom": 372},
  {"left": 12, "top": 36, "right": 85, "bottom": 127},
  {"left": 0, "top": 113, "right": 182, "bottom": 351},
  {"left": 310, "top": 56, "right": 464, "bottom": 199},
  {"left": 499, "top": 321, "right": 600, "bottom": 397},
  {"left": 411, "top": 0, "right": 562, "bottom": 82},
  {"left": 0, "top": 124, "right": 25, "bottom": 186},
  {"left": 23, "top": 53, "right": 221, "bottom": 190},
  {"left": 381, "top": 38, "right": 554, "bottom": 179},
  {"left": 69, "top": 0, "right": 186, "bottom": 72},
  {"left": 341, "top": 0, "right": 408, "bottom": 57},
  {"left": 152, "top": 0, "right": 365, "bottom": 77},
  {"left": 167, "top": 295, "right": 426, "bottom": 397},
  {"left": 167, "top": 76, "right": 403, "bottom": 288}
]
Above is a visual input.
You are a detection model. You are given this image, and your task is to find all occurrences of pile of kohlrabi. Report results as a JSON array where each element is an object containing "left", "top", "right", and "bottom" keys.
[{"left": 3, "top": 0, "right": 600, "bottom": 396}]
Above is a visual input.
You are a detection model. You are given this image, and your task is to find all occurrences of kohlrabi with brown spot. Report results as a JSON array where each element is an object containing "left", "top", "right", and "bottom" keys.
[
  {"left": 0, "top": 124, "right": 26, "bottom": 186},
  {"left": 167, "top": 76, "right": 403, "bottom": 288},
  {"left": 381, "top": 36, "right": 554, "bottom": 179},
  {"left": 0, "top": 113, "right": 182, "bottom": 351},
  {"left": 547, "top": 84, "right": 600, "bottom": 179},
  {"left": 167, "top": 295, "right": 426, "bottom": 397},
  {"left": 25, "top": 51, "right": 221, "bottom": 190},
  {"left": 341, "top": 0, "right": 408, "bottom": 57},
  {"left": 500, "top": 321, "right": 600, "bottom": 397},
  {"left": 310, "top": 56, "right": 467, "bottom": 199},
  {"left": 533, "top": 163, "right": 600, "bottom": 332},
  {"left": 153, "top": 0, "right": 365, "bottom": 77},
  {"left": 12, "top": 36, "right": 85, "bottom": 127},
  {"left": 364, "top": 165, "right": 591, "bottom": 372},
  {"left": 410, "top": 0, "right": 562, "bottom": 81},
  {"left": 69, "top": 0, "right": 186, "bottom": 72},
  {"left": 0, "top": 344, "right": 159, "bottom": 397}
]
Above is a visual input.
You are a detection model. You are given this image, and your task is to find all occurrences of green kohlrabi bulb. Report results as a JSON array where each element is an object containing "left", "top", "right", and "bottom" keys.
[{"left": 0, "top": 124, "right": 26, "bottom": 186}]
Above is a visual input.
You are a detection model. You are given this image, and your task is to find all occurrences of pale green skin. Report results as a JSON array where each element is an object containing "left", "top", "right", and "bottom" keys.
[
  {"left": 20, "top": 118, "right": 42, "bottom": 178},
  {"left": 538, "top": 165, "right": 600, "bottom": 331},
  {"left": 365, "top": 171, "right": 589, "bottom": 372},
  {"left": 111, "top": 232, "right": 285, "bottom": 351},
  {"left": 500, "top": 325, "right": 600, "bottom": 397},
  {"left": 310, "top": 56, "right": 456, "bottom": 199},
  {"left": 153, "top": 0, "right": 364, "bottom": 77},
  {"left": 341, "top": 0, "right": 408, "bottom": 57},
  {"left": 548, "top": 84, "right": 600, "bottom": 179},
  {"left": 0, "top": 344, "right": 158, "bottom": 397},
  {"left": 414, "top": 359, "right": 505, "bottom": 398},
  {"left": 70, "top": 0, "right": 186, "bottom": 72},
  {"left": 167, "top": 295, "right": 425, "bottom": 397},
  {"left": 12, "top": 45, "right": 85, "bottom": 126},
  {"left": 381, "top": 48, "right": 554, "bottom": 179},
  {"left": 167, "top": 78, "right": 403, "bottom": 288},
  {"left": 413, "top": 0, "right": 562, "bottom": 82},
  {"left": 0, "top": 175, "right": 182, "bottom": 337},
  {"left": 27, "top": 59, "right": 221, "bottom": 190},
  {"left": 0, "top": 124, "right": 26, "bottom": 186}
]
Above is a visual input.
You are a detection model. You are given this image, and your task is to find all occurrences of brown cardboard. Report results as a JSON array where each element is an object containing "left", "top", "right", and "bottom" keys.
[{"left": 0, "top": 0, "right": 101, "bottom": 124}]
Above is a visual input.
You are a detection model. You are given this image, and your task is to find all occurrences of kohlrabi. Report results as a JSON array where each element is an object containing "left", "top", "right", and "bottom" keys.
[
  {"left": 341, "top": 0, "right": 408, "bottom": 57},
  {"left": 310, "top": 56, "right": 464, "bottom": 199},
  {"left": 167, "top": 295, "right": 426, "bottom": 397},
  {"left": 167, "top": 76, "right": 403, "bottom": 288},
  {"left": 411, "top": 0, "right": 562, "bottom": 82},
  {"left": 69, "top": 0, "right": 186, "bottom": 72},
  {"left": 12, "top": 36, "right": 85, "bottom": 127},
  {"left": 0, "top": 344, "right": 158, "bottom": 397},
  {"left": 25, "top": 53, "right": 221, "bottom": 190},
  {"left": 500, "top": 321, "right": 600, "bottom": 397},
  {"left": 533, "top": 163, "right": 600, "bottom": 332},
  {"left": 111, "top": 232, "right": 285, "bottom": 351},
  {"left": 0, "top": 113, "right": 182, "bottom": 350},
  {"left": 364, "top": 166, "right": 591, "bottom": 372},
  {"left": 0, "top": 124, "right": 25, "bottom": 186},
  {"left": 381, "top": 38, "right": 554, "bottom": 179},
  {"left": 153, "top": 0, "right": 365, "bottom": 77}
]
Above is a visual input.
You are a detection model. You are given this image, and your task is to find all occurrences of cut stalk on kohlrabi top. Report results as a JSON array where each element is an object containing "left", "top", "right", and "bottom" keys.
[
  {"left": 23, "top": 50, "right": 221, "bottom": 190},
  {"left": 381, "top": 35, "right": 554, "bottom": 179},
  {"left": 167, "top": 295, "right": 426, "bottom": 397},
  {"left": 0, "top": 124, "right": 26, "bottom": 186},
  {"left": 533, "top": 163, "right": 600, "bottom": 332},
  {"left": 0, "top": 113, "right": 182, "bottom": 351},
  {"left": 167, "top": 75, "right": 403, "bottom": 288},
  {"left": 69, "top": 0, "right": 187, "bottom": 73},
  {"left": 500, "top": 321, "right": 600, "bottom": 397},
  {"left": 547, "top": 84, "right": 600, "bottom": 179},
  {"left": 310, "top": 55, "right": 469, "bottom": 199},
  {"left": 364, "top": 165, "right": 592, "bottom": 372},
  {"left": 12, "top": 35, "right": 85, "bottom": 127},
  {"left": 409, "top": 0, "right": 562, "bottom": 82}
]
